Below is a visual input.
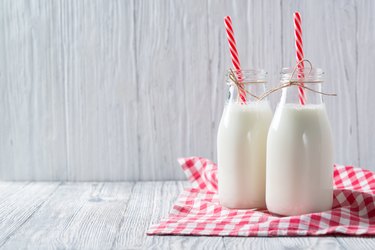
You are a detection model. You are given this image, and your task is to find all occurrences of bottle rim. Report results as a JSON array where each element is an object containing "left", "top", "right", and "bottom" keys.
[
  {"left": 226, "top": 68, "right": 268, "bottom": 84},
  {"left": 280, "top": 67, "right": 324, "bottom": 83}
]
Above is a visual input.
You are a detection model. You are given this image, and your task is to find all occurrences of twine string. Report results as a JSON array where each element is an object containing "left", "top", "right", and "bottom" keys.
[
  {"left": 258, "top": 59, "right": 337, "bottom": 100},
  {"left": 228, "top": 69, "right": 260, "bottom": 100},
  {"left": 228, "top": 60, "right": 337, "bottom": 101}
]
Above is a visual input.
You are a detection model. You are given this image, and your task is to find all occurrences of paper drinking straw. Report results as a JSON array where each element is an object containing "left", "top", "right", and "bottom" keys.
[
  {"left": 293, "top": 12, "right": 306, "bottom": 105},
  {"left": 224, "top": 16, "right": 247, "bottom": 103}
]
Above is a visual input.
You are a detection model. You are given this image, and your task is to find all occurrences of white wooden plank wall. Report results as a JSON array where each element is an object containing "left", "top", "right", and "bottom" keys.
[{"left": 0, "top": 0, "right": 374, "bottom": 181}]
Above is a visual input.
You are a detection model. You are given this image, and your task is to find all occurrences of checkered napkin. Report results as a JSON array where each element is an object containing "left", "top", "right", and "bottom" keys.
[{"left": 147, "top": 157, "right": 375, "bottom": 236}]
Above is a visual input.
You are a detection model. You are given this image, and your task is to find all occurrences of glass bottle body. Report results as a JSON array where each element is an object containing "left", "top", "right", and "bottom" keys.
[
  {"left": 266, "top": 68, "right": 334, "bottom": 215},
  {"left": 217, "top": 70, "right": 273, "bottom": 209}
]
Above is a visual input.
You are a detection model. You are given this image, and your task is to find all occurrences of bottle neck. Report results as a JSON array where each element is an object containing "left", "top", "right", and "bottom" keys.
[
  {"left": 280, "top": 83, "right": 323, "bottom": 105},
  {"left": 279, "top": 66, "right": 325, "bottom": 105},
  {"left": 227, "top": 83, "right": 267, "bottom": 104},
  {"left": 226, "top": 69, "right": 268, "bottom": 104}
]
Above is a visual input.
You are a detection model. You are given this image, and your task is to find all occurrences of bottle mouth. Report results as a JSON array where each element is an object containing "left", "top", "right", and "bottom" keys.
[
  {"left": 280, "top": 67, "right": 324, "bottom": 83},
  {"left": 226, "top": 68, "right": 267, "bottom": 84}
]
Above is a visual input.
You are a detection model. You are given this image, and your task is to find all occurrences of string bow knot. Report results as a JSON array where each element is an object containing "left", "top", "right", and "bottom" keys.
[{"left": 258, "top": 60, "right": 337, "bottom": 101}]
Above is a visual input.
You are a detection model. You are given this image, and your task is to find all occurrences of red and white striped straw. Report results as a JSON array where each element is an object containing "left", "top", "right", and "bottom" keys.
[
  {"left": 293, "top": 12, "right": 306, "bottom": 105},
  {"left": 224, "top": 16, "right": 247, "bottom": 103}
]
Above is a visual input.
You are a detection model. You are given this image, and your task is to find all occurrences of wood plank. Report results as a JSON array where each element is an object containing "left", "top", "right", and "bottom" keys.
[
  {"left": 111, "top": 182, "right": 177, "bottom": 249},
  {"left": 112, "top": 181, "right": 224, "bottom": 249},
  {"left": 133, "top": 0, "right": 212, "bottom": 181},
  {"left": 0, "top": 182, "right": 60, "bottom": 247},
  {"left": 224, "top": 236, "right": 341, "bottom": 250},
  {"left": 0, "top": 182, "right": 29, "bottom": 200},
  {"left": 1, "top": 182, "right": 134, "bottom": 249},
  {"left": 61, "top": 0, "right": 140, "bottom": 181},
  {"left": 0, "top": 0, "right": 68, "bottom": 180},
  {"left": 356, "top": 0, "right": 375, "bottom": 169},
  {"left": 336, "top": 237, "right": 375, "bottom": 250}
]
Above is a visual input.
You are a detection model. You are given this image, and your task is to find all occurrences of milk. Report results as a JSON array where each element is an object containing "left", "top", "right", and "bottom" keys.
[
  {"left": 266, "top": 103, "right": 333, "bottom": 216},
  {"left": 217, "top": 100, "right": 273, "bottom": 209}
]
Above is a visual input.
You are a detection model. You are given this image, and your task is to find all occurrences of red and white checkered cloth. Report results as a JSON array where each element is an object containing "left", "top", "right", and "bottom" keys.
[{"left": 147, "top": 157, "right": 375, "bottom": 236}]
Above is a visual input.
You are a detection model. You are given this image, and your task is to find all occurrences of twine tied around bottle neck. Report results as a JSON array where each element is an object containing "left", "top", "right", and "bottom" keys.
[
  {"left": 228, "top": 69, "right": 261, "bottom": 100},
  {"left": 228, "top": 60, "right": 337, "bottom": 101},
  {"left": 258, "top": 59, "right": 337, "bottom": 101}
]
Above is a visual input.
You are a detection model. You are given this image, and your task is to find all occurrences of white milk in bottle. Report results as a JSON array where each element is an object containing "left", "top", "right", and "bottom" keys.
[
  {"left": 266, "top": 67, "right": 334, "bottom": 216},
  {"left": 217, "top": 69, "right": 273, "bottom": 209}
]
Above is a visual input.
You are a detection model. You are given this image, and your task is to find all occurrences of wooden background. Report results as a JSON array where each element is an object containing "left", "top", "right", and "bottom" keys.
[{"left": 0, "top": 0, "right": 374, "bottom": 181}]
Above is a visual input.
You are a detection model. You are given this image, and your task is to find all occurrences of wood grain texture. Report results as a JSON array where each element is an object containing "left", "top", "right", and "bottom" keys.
[
  {"left": 133, "top": 0, "right": 213, "bottom": 180},
  {"left": 0, "top": 0, "right": 374, "bottom": 180},
  {"left": 61, "top": 0, "right": 140, "bottom": 181},
  {"left": 0, "top": 0, "right": 68, "bottom": 180},
  {"left": 1, "top": 181, "right": 375, "bottom": 249},
  {"left": 223, "top": 236, "right": 346, "bottom": 250},
  {"left": 357, "top": 0, "right": 375, "bottom": 170},
  {"left": 1, "top": 182, "right": 135, "bottom": 249},
  {"left": 0, "top": 182, "right": 60, "bottom": 247},
  {"left": 336, "top": 237, "right": 375, "bottom": 250}
]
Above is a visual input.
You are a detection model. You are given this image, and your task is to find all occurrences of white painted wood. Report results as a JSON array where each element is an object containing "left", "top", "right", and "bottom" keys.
[
  {"left": 0, "top": 182, "right": 60, "bottom": 247},
  {"left": 62, "top": 0, "right": 140, "bottom": 181},
  {"left": 1, "top": 182, "right": 134, "bottom": 249},
  {"left": 357, "top": 0, "right": 375, "bottom": 170},
  {"left": 0, "top": 0, "right": 68, "bottom": 180},
  {"left": 336, "top": 237, "right": 375, "bottom": 250},
  {"left": 110, "top": 182, "right": 162, "bottom": 249},
  {"left": 223, "top": 236, "right": 343, "bottom": 250},
  {"left": 132, "top": 0, "right": 213, "bottom": 181},
  {"left": 0, "top": 0, "right": 374, "bottom": 180},
  {"left": 1, "top": 181, "right": 375, "bottom": 249}
]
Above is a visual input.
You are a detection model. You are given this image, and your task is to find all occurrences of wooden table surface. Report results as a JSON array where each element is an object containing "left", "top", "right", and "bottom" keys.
[{"left": 0, "top": 181, "right": 374, "bottom": 250}]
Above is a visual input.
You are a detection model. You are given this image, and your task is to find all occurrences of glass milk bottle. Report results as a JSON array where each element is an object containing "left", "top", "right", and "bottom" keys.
[
  {"left": 266, "top": 67, "right": 334, "bottom": 216},
  {"left": 217, "top": 69, "right": 273, "bottom": 209}
]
